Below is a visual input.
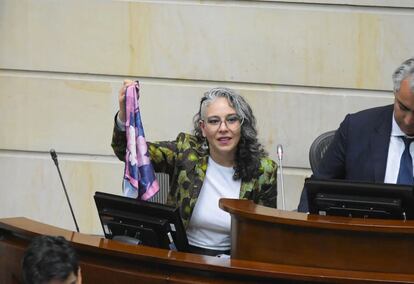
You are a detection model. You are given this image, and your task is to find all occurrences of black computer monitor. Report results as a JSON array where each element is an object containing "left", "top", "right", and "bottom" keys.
[
  {"left": 94, "top": 191, "right": 189, "bottom": 252},
  {"left": 305, "top": 178, "right": 414, "bottom": 220}
]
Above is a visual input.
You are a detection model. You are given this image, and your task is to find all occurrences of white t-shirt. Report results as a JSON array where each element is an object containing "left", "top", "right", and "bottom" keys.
[{"left": 186, "top": 157, "right": 241, "bottom": 251}]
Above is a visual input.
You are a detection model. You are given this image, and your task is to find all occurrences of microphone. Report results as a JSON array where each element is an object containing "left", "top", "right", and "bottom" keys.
[
  {"left": 49, "top": 149, "right": 80, "bottom": 233},
  {"left": 277, "top": 144, "right": 283, "bottom": 161},
  {"left": 276, "top": 144, "right": 286, "bottom": 210}
]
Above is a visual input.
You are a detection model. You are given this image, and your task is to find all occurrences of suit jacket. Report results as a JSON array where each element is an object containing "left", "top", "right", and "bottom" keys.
[
  {"left": 112, "top": 124, "right": 278, "bottom": 228},
  {"left": 298, "top": 104, "right": 394, "bottom": 212}
]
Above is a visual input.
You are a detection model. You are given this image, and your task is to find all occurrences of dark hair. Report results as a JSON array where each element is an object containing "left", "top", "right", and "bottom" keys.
[
  {"left": 22, "top": 235, "right": 79, "bottom": 284},
  {"left": 193, "top": 87, "right": 266, "bottom": 181}
]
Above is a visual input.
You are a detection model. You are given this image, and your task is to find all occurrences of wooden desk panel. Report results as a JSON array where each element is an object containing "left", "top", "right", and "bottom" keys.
[
  {"left": 2, "top": 215, "right": 414, "bottom": 283},
  {"left": 220, "top": 199, "right": 414, "bottom": 276}
]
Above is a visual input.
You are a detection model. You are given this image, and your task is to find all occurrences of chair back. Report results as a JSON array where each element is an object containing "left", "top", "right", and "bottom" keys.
[
  {"left": 309, "top": 130, "right": 336, "bottom": 175},
  {"left": 148, "top": 172, "right": 170, "bottom": 204}
]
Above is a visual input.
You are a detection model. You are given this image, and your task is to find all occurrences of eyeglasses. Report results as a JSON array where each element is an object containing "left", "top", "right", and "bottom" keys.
[{"left": 202, "top": 114, "right": 244, "bottom": 132}]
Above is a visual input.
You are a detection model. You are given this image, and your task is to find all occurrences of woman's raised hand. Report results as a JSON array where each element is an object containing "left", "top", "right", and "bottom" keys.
[{"left": 118, "top": 79, "right": 135, "bottom": 123}]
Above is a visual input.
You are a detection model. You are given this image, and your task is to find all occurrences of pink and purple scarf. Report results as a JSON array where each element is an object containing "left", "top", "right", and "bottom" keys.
[{"left": 123, "top": 81, "right": 159, "bottom": 200}]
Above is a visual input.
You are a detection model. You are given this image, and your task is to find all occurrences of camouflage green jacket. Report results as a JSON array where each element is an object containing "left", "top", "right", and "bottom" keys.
[{"left": 112, "top": 126, "right": 277, "bottom": 228}]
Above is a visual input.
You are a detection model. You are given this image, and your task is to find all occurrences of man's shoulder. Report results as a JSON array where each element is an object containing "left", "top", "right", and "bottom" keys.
[
  {"left": 345, "top": 104, "right": 393, "bottom": 127},
  {"left": 350, "top": 104, "right": 393, "bottom": 119},
  {"left": 335, "top": 104, "right": 394, "bottom": 144}
]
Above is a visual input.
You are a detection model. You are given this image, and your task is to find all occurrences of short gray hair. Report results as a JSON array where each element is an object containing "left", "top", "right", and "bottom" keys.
[{"left": 392, "top": 57, "right": 414, "bottom": 93}]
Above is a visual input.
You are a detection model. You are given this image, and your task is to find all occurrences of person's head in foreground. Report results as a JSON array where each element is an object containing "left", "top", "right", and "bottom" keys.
[{"left": 22, "top": 235, "right": 81, "bottom": 284}]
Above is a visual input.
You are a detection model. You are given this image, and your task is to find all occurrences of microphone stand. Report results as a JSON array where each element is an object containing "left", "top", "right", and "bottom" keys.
[
  {"left": 50, "top": 149, "right": 80, "bottom": 232},
  {"left": 277, "top": 145, "right": 286, "bottom": 210}
]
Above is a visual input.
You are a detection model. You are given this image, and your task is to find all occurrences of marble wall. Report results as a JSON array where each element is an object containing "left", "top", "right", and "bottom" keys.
[{"left": 0, "top": 0, "right": 412, "bottom": 234}]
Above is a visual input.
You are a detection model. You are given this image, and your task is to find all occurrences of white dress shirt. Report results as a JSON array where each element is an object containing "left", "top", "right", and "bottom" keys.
[{"left": 384, "top": 113, "right": 414, "bottom": 183}]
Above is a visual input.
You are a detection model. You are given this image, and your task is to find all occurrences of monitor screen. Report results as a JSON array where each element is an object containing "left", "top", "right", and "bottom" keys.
[
  {"left": 305, "top": 178, "right": 414, "bottom": 220},
  {"left": 94, "top": 191, "right": 189, "bottom": 252}
]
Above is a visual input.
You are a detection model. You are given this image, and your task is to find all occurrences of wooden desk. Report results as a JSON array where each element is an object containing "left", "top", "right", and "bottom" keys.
[
  {"left": 2, "top": 209, "right": 414, "bottom": 283},
  {"left": 220, "top": 198, "right": 414, "bottom": 282}
]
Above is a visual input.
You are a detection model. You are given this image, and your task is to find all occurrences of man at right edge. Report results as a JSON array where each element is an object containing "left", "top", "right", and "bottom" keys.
[{"left": 298, "top": 57, "right": 414, "bottom": 212}]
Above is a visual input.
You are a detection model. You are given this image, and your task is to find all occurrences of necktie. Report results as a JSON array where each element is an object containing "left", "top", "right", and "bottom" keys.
[{"left": 397, "top": 136, "right": 414, "bottom": 185}]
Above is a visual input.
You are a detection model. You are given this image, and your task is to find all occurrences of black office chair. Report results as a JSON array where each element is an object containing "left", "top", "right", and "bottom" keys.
[{"left": 308, "top": 130, "right": 336, "bottom": 175}]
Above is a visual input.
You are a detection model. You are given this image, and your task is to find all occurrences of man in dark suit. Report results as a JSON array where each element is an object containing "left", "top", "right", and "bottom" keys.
[{"left": 298, "top": 57, "right": 414, "bottom": 212}]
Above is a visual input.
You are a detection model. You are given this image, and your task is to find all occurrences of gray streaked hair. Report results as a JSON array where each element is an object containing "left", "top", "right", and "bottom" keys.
[
  {"left": 392, "top": 57, "right": 414, "bottom": 93},
  {"left": 194, "top": 87, "right": 254, "bottom": 136},
  {"left": 193, "top": 87, "right": 266, "bottom": 181}
]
